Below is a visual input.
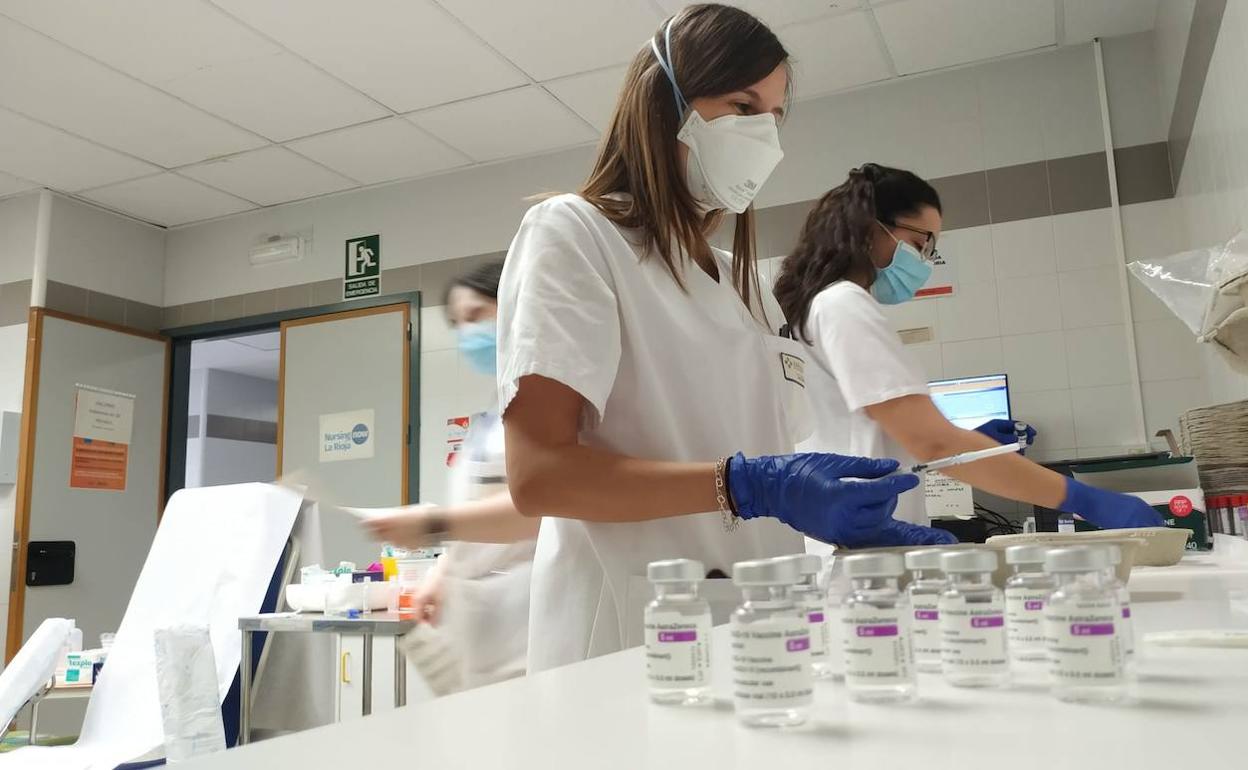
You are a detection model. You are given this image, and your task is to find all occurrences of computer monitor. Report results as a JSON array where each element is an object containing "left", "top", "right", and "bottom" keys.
[{"left": 928, "top": 373, "right": 1011, "bottom": 430}]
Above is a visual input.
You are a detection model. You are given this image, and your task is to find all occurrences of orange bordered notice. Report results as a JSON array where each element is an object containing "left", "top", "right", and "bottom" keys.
[{"left": 70, "top": 436, "right": 128, "bottom": 490}]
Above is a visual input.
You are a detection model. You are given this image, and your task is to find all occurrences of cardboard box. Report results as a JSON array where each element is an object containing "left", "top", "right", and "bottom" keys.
[{"left": 1071, "top": 456, "right": 1211, "bottom": 551}]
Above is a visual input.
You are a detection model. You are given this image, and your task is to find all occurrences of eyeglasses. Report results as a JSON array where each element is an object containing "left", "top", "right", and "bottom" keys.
[{"left": 887, "top": 221, "right": 940, "bottom": 261}]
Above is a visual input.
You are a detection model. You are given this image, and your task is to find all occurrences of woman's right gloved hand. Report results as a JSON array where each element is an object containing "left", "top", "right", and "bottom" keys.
[
  {"left": 727, "top": 452, "right": 932, "bottom": 547},
  {"left": 1060, "top": 477, "right": 1165, "bottom": 529}
]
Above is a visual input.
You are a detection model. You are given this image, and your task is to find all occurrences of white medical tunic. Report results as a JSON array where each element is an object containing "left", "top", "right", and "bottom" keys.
[
  {"left": 497, "top": 194, "right": 809, "bottom": 672},
  {"left": 442, "top": 409, "right": 536, "bottom": 687},
  {"left": 796, "top": 280, "right": 930, "bottom": 526}
]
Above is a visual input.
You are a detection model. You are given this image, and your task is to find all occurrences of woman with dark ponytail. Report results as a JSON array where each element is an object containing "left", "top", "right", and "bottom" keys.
[{"left": 774, "top": 163, "right": 1163, "bottom": 532}]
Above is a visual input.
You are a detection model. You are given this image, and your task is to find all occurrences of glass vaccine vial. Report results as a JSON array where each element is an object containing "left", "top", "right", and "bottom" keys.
[
  {"left": 1004, "top": 545, "right": 1055, "bottom": 662},
  {"left": 939, "top": 550, "right": 1010, "bottom": 688},
  {"left": 842, "top": 553, "right": 917, "bottom": 702},
  {"left": 731, "top": 557, "right": 813, "bottom": 727},
  {"left": 1043, "top": 547, "right": 1127, "bottom": 703},
  {"left": 1102, "top": 545, "right": 1135, "bottom": 662},
  {"left": 777, "top": 554, "right": 833, "bottom": 679},
  {"left": 904, "top": 549, "right": 946, "bottom": 673},
  {"left": 823, "top": 559, "right": 849, "bottom": 680},
  {"left": 644, "top": 559, "right": 712, "bottom": 705}
]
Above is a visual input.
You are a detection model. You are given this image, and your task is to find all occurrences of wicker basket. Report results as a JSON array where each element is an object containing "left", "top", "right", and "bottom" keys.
[{"left": 1180, "top": 399, "right": 1248, "bottom": 494}]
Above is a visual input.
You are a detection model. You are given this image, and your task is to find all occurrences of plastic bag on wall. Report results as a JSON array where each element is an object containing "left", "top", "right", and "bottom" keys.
[{"left": 1129, "top": 230, "right": 1248, "bottom": 372}]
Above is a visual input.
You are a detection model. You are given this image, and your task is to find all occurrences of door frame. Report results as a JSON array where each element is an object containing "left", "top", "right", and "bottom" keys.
[
  {"left": 161, "top": 292, "right": 421, "bottom": 506},
  {"left": 277, "top": 302, "right": 412, "bottom": 503},
  {"left": 7, "top": 307, "right": 171, "bottom": 660}
]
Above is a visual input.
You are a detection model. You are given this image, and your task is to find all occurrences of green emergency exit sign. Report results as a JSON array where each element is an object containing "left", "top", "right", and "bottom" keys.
[{"left": 344, "top": 234, "right": 381, "bottom": 299}]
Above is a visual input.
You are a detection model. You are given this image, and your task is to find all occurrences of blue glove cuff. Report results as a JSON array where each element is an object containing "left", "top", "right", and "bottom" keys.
[
  {"left": 726, "top": 453, "right": 760, "bottom": 520},
  {"left": 1059, "top": 476, "right": 1089, "bottom": 513}
]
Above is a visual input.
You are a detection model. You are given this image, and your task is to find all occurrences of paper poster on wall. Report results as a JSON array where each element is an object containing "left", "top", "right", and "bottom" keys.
[
  {"left": 446, "top": 416, "right": 470, "bottom": 467},
  {"left": 924, "top": 473, "right": 974, "bottom": 518},
  {"left": 319, "top": 408, "right": 375, "bottom": 463},
  {"left": 69, "top": 385, "right": 135, "bottom": 491},
  {"left": 915, "top": 250, "right": 956, "bottom": 299}
]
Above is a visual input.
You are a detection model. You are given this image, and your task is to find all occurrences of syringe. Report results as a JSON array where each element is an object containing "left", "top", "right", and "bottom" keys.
[{"left": 910, "top": 439, "right": 1025, "bottom": 474}]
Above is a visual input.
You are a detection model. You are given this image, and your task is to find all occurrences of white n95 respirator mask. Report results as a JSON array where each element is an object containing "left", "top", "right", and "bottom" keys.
[
  {"left": 678, "top": 111, "right": 784, "bottom": 214},
  {"left": 650, "top": 17, "right": 784, "bottom": 214}
]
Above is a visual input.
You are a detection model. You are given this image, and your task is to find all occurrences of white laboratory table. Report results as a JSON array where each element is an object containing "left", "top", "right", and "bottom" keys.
[{"left": 188, "top": 538, "right": 1248, "bottom": 770}]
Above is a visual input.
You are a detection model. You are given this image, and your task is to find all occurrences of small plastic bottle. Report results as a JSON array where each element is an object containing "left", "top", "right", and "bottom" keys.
[
  {"left": 1043, "top": 546, "right": 1127, "bottom": 703},
  {"left": 1004, "top": 545, "right": 1055, "bottom": 662},
  {"left": 644, "top": 558, "right": 712, "bottom": 705},
  {"left": 823, "top": 560, "right": 849, "bottom": 681},
  {"left": 938, "top": 550, "right": 1010, "bottom": 688},
  {"left": 731, "top": 558, "right": 813, "bottom": 727},
  {"left": 776, "top": 554, "right": 833, "bottom": 679},
  {"left": 842, "top": 553, "right": 916, "bottom": 702},
  {"left": 904, "top": 549, "right": 946, "bottom": 673},
  {"left": 1101, "top": 545, "right": 1135, "bottom": 662}
]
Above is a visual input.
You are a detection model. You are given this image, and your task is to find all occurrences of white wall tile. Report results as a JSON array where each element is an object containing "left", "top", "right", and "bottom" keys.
[
  {"left": 1053, "top": 208, "right": 1117, "bottom": 272},
  {"left": 936, "top": 281, "right": 1001, "bottom": 341},
  {"left": 1120, "top": 199, "right": 1194, "bottom": 262},
  {"left": 1099, "top": 31, "right": 1167, "bottom": 148},
  {"left": 1134, "top": 318, "right": 1204, "bottom": 382},
  {"left": 1029, "top": 446, "right": 1078, "bottom": 463},
  {"left": 991, "top": 218, "right": 1057, "bottom": 278},
  {"left": 1038, "top": 44, "right": 1106, "bottom": 159},
  {"left": 906, "top": 341, "right": 944, "bottom": 381},
  {"left": 939, "top": 225, "right": 995, "bottom": 285},
  {"left": 1058, "top": 267, "right": 1125, "bottom": 329},
  {"left": 1002, "top": 331, "right": 1069, "bottom": 392},
  {"left": 941, "top": 338, "right": 1004, "bottom": 378},
  {"left": 1064, "top": 325, "right": 1132, "bottom": 387},
  {"left": 997, "top": 274, "right": 1061, "bottom": 335},
  {"left": 458, "top": 353, "right": 497, "bottom": 406},
  {"left": 881, "top": 295, "right": 940, "bottom": 334},
  {"left": 420, "top": 305, "right": 456, "bottom": 353},
  {"left": 1141, "top": 377, "right": 1211, "bottom": 445},
  {"left": 975, "top": 31, "right": 1051, "bottom": 167},
  {"left": 420, "top": 350, "right": 459, "bottom": 400},
  {"left": 1011, "top": 389, "right": 1076, "bottom": 452},
  {"left": 1070, "top": 384, "right": 1142, "bottom": 447}
]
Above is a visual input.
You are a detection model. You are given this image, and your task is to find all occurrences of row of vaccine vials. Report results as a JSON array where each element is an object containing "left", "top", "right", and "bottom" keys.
[{"left": 644, "top": 544, "right": 1133, "bottom": 728}]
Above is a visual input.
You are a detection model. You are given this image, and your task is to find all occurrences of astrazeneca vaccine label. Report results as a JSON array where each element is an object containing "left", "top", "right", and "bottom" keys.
[
  {"left": 645, "top": 611, "right": 710, "bottom": 687},
  {"left": 910, "top": 595, "right": 941, "bottom": 660},
  {"left": 824, "top": 605, "right": 846, "bottom": 676},
  {"left": 731, "top": 617, "right": 813, "bottom": 707},
  {"left": 843, "top": 607, "right": 912, "bottom": 683},
  {"left": 939, "top": 596, "right": 1008, "bottom": 672},
  {"left": 1044, "top": 599, "right": 1124, "bottom": 683},
  {"left": 797, "top": 596, "right": 830, "bottom": 661},
  {"left": 1005, "top": 588, "right": 1049, "bottom": 650}
]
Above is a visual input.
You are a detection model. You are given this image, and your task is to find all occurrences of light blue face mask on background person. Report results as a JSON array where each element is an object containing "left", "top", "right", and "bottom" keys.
[
  {"left": 458, "top": 321, "right": 497, "bottom": 375},
  {"left": 871, "top": 223, "right": 933, "bottom": 305}
]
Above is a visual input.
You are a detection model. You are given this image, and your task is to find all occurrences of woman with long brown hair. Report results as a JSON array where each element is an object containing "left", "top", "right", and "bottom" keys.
[
  {"left": 773, "top": 163, "right": 1162, "bottom": 533},
  {"left": 496, "top": 5, "right": 952, "bottom": 673}
]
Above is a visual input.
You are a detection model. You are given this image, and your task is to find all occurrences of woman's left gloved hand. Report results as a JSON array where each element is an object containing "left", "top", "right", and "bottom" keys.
[
  {"left": 870, "top": 518, "right": 958, "bottom": 546},
  {"left": 974, "top": 419, "right": 1034, "bottom": 451}
]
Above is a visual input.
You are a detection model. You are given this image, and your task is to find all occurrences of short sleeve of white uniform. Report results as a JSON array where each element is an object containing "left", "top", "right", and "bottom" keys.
[
  {"left": 807, "top": 282, "right": 929, "bottom": 412},
  {"left": 496, "top": 195, "right": 622, "bottom": 426}
]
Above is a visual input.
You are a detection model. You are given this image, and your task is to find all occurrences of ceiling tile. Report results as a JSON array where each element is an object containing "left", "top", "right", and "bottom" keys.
[
  {"left": 179, "top": 146, "right": 357, "bottom": 206},
  {"left": 79, "top": 173, "right": 254, "bottom": 226},
  {"left": 287, "top": 118, "right": 470, "bottom": 185},
  {"left": 783, "top": 11, "right": 893, "bottom": 99},
  {"left": 544, "top": 66, "right": 628, "bottom": 132},
  {"left": 0, "top": 16, "right": 266, "bottom": 166},
  {"left": 159, "top": 50, "right": 390, "bottom": 142},
  {"left": 0, "top": 107, "right": 159, "bottom": 191},
  {"left": 0, "top": 170, "right": 38, "bottom": 198},
  {"left": 209, "top": 0, "right": 527, "bottom": 113},
  {"left": 407, "top": 87, "right": 597, "bottom": 162},
  {"left": 1062, "top": 0, "right": 1161, "bottom": 44},
  {"left": 436, "top": 0, "right": 662, "bottom": 81},
  {"left": 874, "top": 0, "right": 1056, "bottom": 75},
  {"left": 655, "top": 0, "right": 857, "bottom": 29}
]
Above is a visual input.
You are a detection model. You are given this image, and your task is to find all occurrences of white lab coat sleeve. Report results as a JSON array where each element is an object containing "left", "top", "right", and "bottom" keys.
[
  {"left": 809, "top": 284, "right": 929, "bottom": 413},
  {"left": 496, "top": 196, "right": 622, "bottom": 427}
]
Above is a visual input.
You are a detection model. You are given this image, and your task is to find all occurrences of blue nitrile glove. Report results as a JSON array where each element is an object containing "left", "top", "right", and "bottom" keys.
[
  {"left": 975, "top": 419, "right": 1035, "bottom": 452},
  {"left": 871, "top": 518, "right": 959, "bottom": 546},
  {"left": 727, "top": 452, "right": 920, "bottom": 547},
  {"left": 1059, "top": 477, "right": 1165, "bottom": 529}
]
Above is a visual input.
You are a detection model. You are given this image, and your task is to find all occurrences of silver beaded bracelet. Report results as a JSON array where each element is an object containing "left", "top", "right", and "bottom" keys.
[{"left": 714, "top": 456, "right": 739, "bottom": 532}]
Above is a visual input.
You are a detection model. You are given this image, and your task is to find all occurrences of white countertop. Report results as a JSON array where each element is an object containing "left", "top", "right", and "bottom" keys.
[{"left": 189, "top": 539, "right": 1248, "bottom": 770}]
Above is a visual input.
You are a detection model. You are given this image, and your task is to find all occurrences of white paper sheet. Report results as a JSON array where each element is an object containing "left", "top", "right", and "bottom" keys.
[
  {"left": 6, "top": 482, "right": 302, "bottom": 769},
  {"left": 0, "top": 618, "right": 74, "bottom": 731}
]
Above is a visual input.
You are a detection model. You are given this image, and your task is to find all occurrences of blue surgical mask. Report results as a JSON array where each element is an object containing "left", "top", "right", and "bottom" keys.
[
  {"left": 458, "top": 321, "right": 497, "bottom": 375},
  {"left": 871, "top": 226, "right": 933, "bottom": 305}
]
